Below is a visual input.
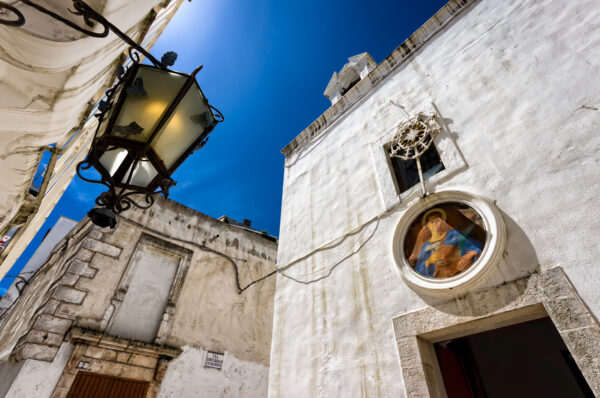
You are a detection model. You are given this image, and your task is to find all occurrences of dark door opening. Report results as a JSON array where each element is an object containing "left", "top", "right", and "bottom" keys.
[
  {"left": 66, "top": 371, "right": 149, "bottom": 398},
  {"left": 435, "top": 317, "right": 593, "bottom": 398}
]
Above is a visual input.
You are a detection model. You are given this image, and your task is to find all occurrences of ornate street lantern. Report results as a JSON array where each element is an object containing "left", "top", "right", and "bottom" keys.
[
  {"left": 78, "top": 58, "right": 223, "bottom": 228},
  {"left": 0, "top": 1, "right": 224, "bottom": 228}
]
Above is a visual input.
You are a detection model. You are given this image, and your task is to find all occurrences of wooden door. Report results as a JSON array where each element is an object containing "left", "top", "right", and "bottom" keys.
[
  {"left": 67, "top": 371, "right": 149, "bottom": 398},
  {"left": 435, "top": 344, "right": 476, "bottom": 398}
]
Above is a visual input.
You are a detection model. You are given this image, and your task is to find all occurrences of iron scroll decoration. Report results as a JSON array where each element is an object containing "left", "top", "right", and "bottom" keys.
[
  {"left": 75, "top": 60, "right": 223, "bottom": 227},
  {"left": 0, "top": 2, "right": 25, "bottom": 26},
  {"left": 388, "top": 113, "right": 441, "bottom": 197},
  {"left": 1, "top": 0, "right": 224, "bottom": 228},
  {"left": 1, "top": 0, "right": 165, "bottom": 68}
]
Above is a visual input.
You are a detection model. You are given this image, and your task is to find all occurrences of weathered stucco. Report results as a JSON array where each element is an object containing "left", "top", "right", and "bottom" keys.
[
  {"left": 159, "top": 346, "right": 270, "bottom": 398},
  {"left": 0, "top": 219, "right": 92, "bottom": 360},
  {"left": 62, "top": 198, "right": 278, "bottom": 366},
  {"left": 1, "top": 342, "right": 73, "bottom": 398},
  {"left": 271, "top": 0, "right": 600, "bottom": 396},
  {"left": 0, "top": 197, "right": 277, "bottom": 397}
]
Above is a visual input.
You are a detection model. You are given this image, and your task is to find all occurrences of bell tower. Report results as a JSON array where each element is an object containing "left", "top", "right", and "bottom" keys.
[{"left": 323, "top": 52, "right": 376, "bottom": 105}]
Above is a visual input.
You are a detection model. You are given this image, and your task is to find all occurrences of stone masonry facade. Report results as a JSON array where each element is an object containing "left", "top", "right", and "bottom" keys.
[
  {"left": 0, "top": 197, "right": 278, "bottom": 397},
  {"left": 393, "top": 268, "right": 600, "bottom": 397},
  {"left": 8, "top": 222, "right": 122, "bottom": 362},
  {"left": 51, "top": 328, "right": 180, "bottom": 398}
]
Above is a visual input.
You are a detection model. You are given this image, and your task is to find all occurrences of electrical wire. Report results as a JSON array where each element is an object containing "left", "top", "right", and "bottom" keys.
[{"left": 117, "top": 216, "right": 276, "bottom": 294}]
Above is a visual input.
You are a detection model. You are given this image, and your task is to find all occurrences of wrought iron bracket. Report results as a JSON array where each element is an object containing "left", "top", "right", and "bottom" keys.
[
  {"left": 0, "top": 0, "right": 168, "bottom": 69},
  {"left": 1, "top": 0, "right": 224, "bottom": 121},
  {"left": 3, "top": 0, "right": 225, "bottom": 228},
  {"left": 76, "top": 158, "right": 175, "bottom": 228}
]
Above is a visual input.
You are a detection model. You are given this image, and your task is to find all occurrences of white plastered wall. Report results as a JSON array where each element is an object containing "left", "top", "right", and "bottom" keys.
[
  {"left": 0, "top": 216, "right": 77, "bottom": 316},
  {"left": 159, "top": 346, "right": 269, "bottom": 398},
  {"left": 270, "top": 0, "right": 600, "bottom": 396},
  {"left": 0, "top": 342, "right": 73, "bottom": 398}
]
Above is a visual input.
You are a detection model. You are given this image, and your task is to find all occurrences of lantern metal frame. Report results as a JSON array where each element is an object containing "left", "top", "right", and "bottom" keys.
[
  {"left": 76, "top": 60, "right": 224, "bottom": 216},
  {"left": 1, "top": 0, "right": 224, "bottom": 225}
]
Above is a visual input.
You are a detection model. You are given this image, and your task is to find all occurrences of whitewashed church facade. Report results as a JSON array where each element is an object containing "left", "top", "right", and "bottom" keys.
[{"left": 270, "top": 0, "right": 600, "bottom": 396}]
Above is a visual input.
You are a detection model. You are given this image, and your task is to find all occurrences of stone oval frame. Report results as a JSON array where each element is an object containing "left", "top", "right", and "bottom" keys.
[{"left": 392, "top": 191, "right": 506, "bottom": 296}]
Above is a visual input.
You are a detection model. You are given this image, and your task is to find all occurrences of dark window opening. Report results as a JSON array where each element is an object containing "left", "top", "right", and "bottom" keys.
[
  {"left": 340, "top": 77, "right": 360, "bottom": 96},
  {"left": 435, "top": 317, "right": 594, "bottom": 398},
  {"left": 389, "top": 144, "right": 444, "bottom": 193}
]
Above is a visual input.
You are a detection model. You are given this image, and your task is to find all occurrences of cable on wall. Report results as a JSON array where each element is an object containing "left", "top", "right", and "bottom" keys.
[{"left": 118, "top": 216, "right": 276, "bottom": 294}]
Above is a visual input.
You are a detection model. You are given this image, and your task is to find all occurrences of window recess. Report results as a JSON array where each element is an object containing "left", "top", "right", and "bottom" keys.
[{"left": 389, "top": 144, "right": 444, "bottom": 193}]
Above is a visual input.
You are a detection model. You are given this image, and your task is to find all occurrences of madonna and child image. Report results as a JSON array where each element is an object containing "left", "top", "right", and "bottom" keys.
[{"left": 404, "top": 203, "right": 487, "bottom": 279}]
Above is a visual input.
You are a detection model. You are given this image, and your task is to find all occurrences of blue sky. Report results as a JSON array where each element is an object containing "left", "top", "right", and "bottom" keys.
[{"left": 1, "top": 0, "right": 448, "bottom": 294}]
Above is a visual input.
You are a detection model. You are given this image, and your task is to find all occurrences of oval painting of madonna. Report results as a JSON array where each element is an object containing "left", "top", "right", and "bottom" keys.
[{"left": 403, "top": 203, "right": 487, "bottom": 279}]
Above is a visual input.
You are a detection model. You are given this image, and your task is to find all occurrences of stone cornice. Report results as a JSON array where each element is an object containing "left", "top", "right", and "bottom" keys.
[
  {"left": 281, "top": 0, "right": 476, "bottom": 158},
  {"left": 67, "top": 327, "right": 182, "bottom": 358}
]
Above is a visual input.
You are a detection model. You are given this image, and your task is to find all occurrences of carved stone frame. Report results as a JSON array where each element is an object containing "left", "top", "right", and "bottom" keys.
[
  {"left": 392, "top": 268, "right": 600, "bottom": 397},
  {"left": 51, "top": 328, "right": 181, "bottom": 398},
  {"left": 391, "top": 190, "right": 506, "bottom": 296},
  {"left": 102, "top": 233, "right": 192, "bottom": 345}
]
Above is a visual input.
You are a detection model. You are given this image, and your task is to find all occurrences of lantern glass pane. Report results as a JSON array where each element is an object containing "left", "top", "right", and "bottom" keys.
[
  {"left": 121, "top": 158, "right": 158, "bottom": 188},
  {"left": 112, "top": 67, "right": 187, "bottom": 143},
  {"left": 151, "top": 84, "right": 214, "bottom": 168},
  {"left": 98, "top": 148, "right": 128, "bottom": 177}
]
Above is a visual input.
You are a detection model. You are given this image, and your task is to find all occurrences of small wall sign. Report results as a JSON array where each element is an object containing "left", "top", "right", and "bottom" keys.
[
  {"left": 204, "top": 351, "right": 224, "bottom": 370},
  {"left": 77, "top": 360, "right": 91, "bottom": 370}
]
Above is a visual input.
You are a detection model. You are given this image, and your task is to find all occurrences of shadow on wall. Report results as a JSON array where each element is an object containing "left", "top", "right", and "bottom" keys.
[
  {"left": 433, "top": 110, "right": 469, "bottom": 171},
  {"left": 417, "top": 208, "right": 540, "bottom": 316}
]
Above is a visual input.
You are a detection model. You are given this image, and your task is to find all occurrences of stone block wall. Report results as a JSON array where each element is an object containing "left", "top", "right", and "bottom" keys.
[
  {"left": 3, "top": 221, "right": 123, "bottom": 363},
  {"left": 1, "top": 197, "right": 278, "bottom": 397}
]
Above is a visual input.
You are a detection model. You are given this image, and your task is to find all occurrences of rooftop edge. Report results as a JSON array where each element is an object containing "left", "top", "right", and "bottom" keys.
[{"left": 281, "top": 0, "right": 475, "bottom": 158}]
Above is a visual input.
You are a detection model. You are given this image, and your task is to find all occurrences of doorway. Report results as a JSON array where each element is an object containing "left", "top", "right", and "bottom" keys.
[
  {"left": 435, "top": 317, "right": 593, "bottom": 398},
  {"left": 66, "top": 371, "right": 149, "bottom": 398}
]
